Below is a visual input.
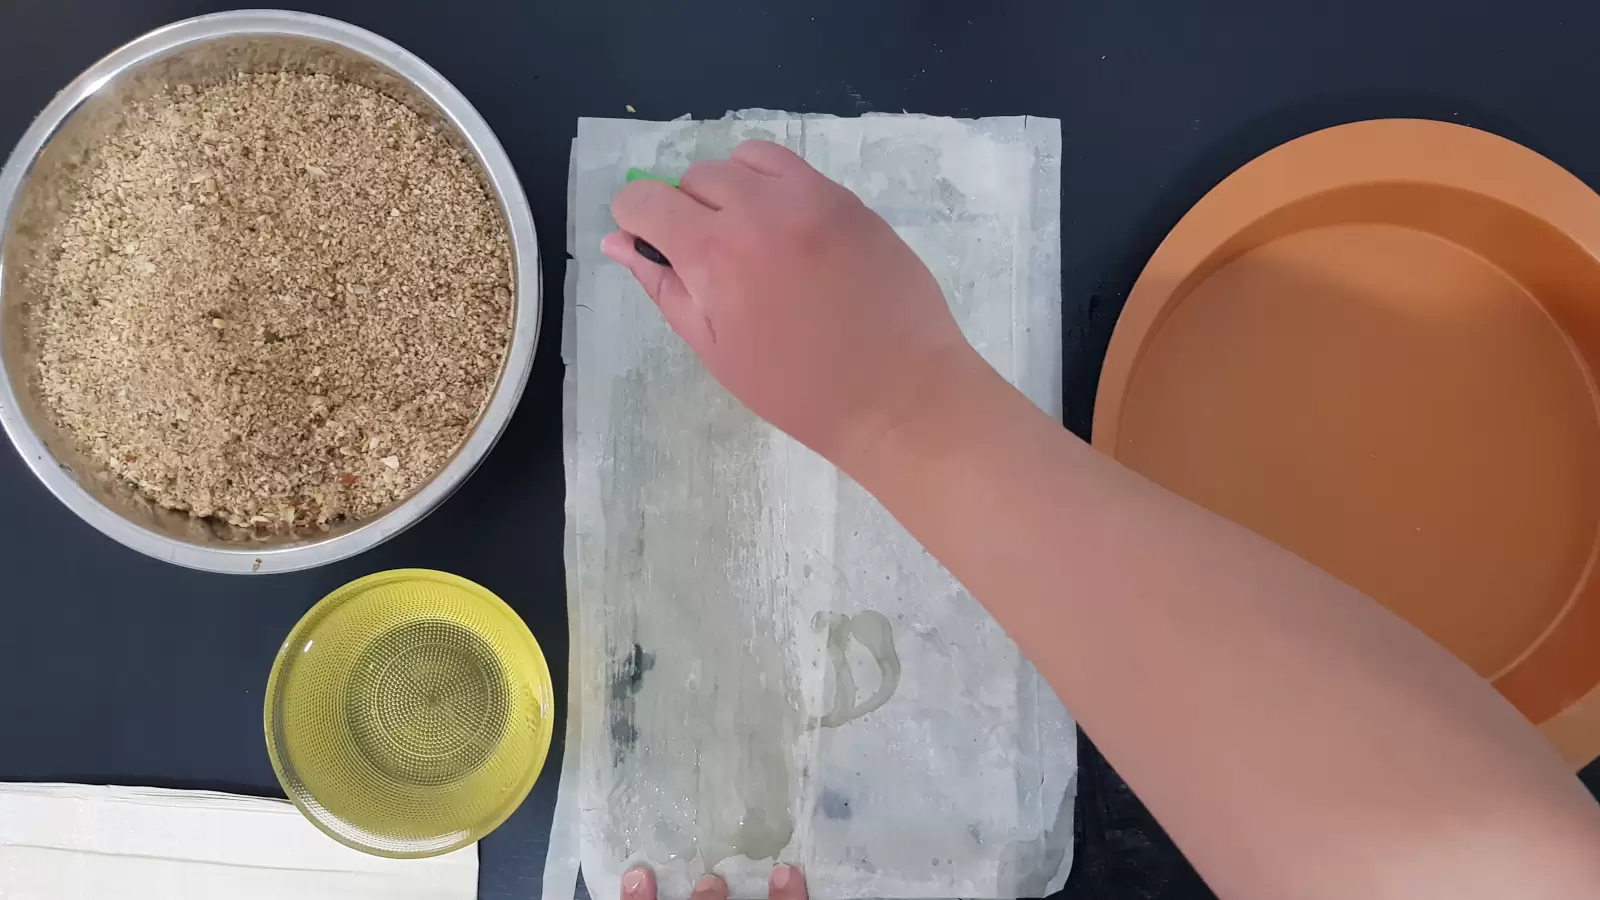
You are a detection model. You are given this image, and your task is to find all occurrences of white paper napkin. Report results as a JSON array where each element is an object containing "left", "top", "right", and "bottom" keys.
[{"left": 0, "top": 783, "right": 477, "bottom": 899}]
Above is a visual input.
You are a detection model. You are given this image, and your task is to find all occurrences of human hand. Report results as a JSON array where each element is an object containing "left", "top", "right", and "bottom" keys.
[
  {"left": 603, "top": 141, "right": 976, "bottom": 470},
  {"left": 620, "top": 865, "right": 807, "bottom": 900}
]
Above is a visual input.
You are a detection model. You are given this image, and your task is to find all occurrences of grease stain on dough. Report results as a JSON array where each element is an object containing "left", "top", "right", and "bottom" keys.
[{"left": 814, "top": 610, "right": 902, "bottom": 728}]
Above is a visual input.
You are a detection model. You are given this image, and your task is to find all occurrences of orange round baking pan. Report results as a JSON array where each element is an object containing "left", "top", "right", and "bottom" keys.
[{"left": 1094, "top": 119, "right": 1600, "bottom": 768}]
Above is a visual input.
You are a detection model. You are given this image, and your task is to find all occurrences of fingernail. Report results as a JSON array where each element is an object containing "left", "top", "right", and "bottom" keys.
[
  {"left": 622, "top": 869, "right": 647, "bottom": 896},
  {"left": 691, "top": 875, "right": 722, "bottom": 899},
  {"left": 771, "top": 865, "right": 795, "bottom": 890}
]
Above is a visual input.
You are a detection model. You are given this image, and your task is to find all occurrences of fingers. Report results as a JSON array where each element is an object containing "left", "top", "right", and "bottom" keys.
[
  {"left": 621, "top": 867, "right": 656, "bottom": 900},
  {"left": 730, "top": 140, "right": 812, "bottom": 178},
  {"left": 618, "top": 866, "right": 802, "bottom": 900},
  {"left": 601, "top": 231, "right": 717, "bottom": 354},
  {"left": 612, "top": 179, "right": 715, "bottom": 262},
  {"left": 770, "top": 865, "right": 806, "bottom": 900},
  {"left": 690, "top": 875, "right": 729, "bottom": 900},
  {"left": 678, "top": 160, "right": 771, "bottom": 210}
]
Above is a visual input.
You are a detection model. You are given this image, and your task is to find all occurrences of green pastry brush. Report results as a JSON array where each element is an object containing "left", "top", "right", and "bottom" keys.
[{"left": 625, "top": 168, "right": 678, "bottom": 267}]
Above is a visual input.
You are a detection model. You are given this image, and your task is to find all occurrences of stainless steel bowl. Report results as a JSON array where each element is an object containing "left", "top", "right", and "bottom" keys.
[{"left": 0, "top": 11, "right": 540, "bottom": 574}]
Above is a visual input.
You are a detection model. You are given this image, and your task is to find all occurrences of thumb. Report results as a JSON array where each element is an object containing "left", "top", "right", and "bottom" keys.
[{"left": 602, "top": 231, "right": 716, "bottom": 354}]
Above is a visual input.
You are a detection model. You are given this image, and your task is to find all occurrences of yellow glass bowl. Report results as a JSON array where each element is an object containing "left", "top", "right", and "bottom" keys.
[{"left": 264, "top": 569, "right": 554, "bottom": 857}]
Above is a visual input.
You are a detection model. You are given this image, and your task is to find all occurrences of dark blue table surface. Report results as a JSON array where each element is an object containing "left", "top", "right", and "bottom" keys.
[{"left": 2, "top": 2, "right": 1597, "bottom": 898}]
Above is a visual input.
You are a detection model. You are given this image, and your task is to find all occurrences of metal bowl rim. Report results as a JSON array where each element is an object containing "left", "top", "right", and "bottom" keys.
[{"left": 0, "top": 9, "right": 541, "bottom": 575}]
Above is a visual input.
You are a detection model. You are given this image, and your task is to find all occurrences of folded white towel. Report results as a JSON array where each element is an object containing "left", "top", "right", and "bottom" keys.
[{"left": 0, "top": 783, "right": 476, "bottom": 899}]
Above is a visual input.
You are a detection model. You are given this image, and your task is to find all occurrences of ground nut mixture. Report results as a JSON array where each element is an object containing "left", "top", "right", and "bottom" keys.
[{"left": 27, "top": 73, "right": 513, "bottom": 534}]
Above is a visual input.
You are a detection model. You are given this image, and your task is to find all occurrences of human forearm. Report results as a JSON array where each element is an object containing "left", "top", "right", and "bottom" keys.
[
  {"left": 849, "top": 349, "right": 1600, "bottom": 900},
  {"left": 606, "top": 141, "right": 1600, "bottom": 899}
]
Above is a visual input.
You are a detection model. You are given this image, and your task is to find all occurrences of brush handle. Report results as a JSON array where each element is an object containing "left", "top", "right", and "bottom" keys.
[{"left": 634, "top": 237, "right": 671, "bottom": 268}]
